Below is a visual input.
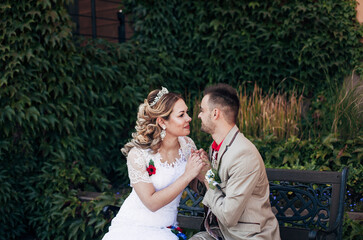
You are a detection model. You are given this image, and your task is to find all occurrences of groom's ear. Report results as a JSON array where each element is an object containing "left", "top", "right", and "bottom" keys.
[{"left": 212, "top": 108, "right": 220, "bottom": 120}]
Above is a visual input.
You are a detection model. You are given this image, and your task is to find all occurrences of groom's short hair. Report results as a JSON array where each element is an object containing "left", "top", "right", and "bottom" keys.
[{"left": 204, "top": 83, "right": 239, "bottom": 124}]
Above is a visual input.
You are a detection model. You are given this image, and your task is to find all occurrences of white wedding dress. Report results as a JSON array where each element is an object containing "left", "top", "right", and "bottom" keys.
[{"left": 102, "top": 136, "right": 196, "bottom": 240}]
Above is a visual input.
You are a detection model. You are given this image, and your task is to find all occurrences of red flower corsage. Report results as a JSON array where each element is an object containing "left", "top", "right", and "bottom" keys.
[{"left": 146, "top": 160, "right": 156, "bottom": 176}]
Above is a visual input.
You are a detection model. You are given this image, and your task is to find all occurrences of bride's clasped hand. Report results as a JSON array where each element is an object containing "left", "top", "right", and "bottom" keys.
[{"left": 183, "top": 151, "right": 208, "bottom": 182}]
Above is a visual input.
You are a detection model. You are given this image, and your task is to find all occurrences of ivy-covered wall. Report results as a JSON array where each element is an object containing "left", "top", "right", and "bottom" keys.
[
  {"left": 125, "top": 0, "right": 362, "bottom": 94},
  {"left": 0, "top": 0, "right": 362, "bottom": 239},
  {"left": 0, "top": 0, "right": 183, "bottom": 239}
]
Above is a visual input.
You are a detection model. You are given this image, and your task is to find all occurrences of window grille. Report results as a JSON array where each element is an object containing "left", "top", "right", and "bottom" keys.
[{"left": 67, "top": 0, "right": 133, "bottom": 43}]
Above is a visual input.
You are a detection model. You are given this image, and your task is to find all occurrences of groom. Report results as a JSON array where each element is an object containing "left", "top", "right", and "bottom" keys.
[{"left": 190, "top": 84, "right": 280, "bottom": 240}]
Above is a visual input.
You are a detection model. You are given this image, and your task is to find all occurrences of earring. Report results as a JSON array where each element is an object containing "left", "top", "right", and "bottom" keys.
[{"left": 160, "top": 126, "right": 166, "bottom": 140}]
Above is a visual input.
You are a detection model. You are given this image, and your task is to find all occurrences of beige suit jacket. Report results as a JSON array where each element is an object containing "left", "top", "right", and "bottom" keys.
[{"left": 202, "top": 125, "right": 280, "bottom": 240}]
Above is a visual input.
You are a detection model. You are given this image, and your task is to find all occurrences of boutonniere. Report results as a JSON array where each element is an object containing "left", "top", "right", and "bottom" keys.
[
  {"left": 146, "top": 160, "right": 156, "bottom": 176},
  {"left": 167, "top": 226, "right": 187, "bottom": 240},
  {"left": 205, "top": 169, "right": 219, "bottom": 190},
  {"left": 211, "top": 168, "right": 221, "bottom": 183},
  {"left": 205, "top": 168, "right": 224, "bottom": 196}
]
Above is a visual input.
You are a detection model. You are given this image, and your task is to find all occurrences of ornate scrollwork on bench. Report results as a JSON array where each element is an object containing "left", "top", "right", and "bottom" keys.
[
  {"left": 267, "top": 167, "right": 349, "bottom": 240},
  {"left": 178, "top": 187, "right": 204, "bottom": 217},
  {"left": 270, "top": 182, "right": 332, "bottom": 230}
]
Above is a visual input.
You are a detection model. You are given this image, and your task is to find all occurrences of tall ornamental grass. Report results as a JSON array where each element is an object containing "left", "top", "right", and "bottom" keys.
[
  {"left": 332, "top": 72, "right": 363, "bottom": 140},
  {"left": 188, "top": 84, "right": 303, "bottom": 146},
  {"left": 238, "top": 84, "right": 303, "bottom": 140}
]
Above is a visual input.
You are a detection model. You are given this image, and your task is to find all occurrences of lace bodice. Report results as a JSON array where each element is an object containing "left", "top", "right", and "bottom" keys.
[
  {"left": 126, "top": 136, "right": 197, "bottom": 186},
  {"left": 102, "top": 136, "right": 197, "bottom": 240}
]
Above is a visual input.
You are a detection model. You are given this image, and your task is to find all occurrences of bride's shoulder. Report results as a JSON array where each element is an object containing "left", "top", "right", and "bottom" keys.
[
  {"left": 128, "top": 146, "right": 142, "bottom": 155},
  {"left": 128, "top": 146, "right": 156, "bottom": 159},
  {"left": 179, "top": 136, "right": 194, "bottom": 144},
  {"left": 127, "top": 147, "right": 146, "bottom": 161},
  {"left": 127, "top": 147, "right": 156, "bottom": 168},
  {"left": 179, "top": 136, "right": 197, "bottom": 152}
]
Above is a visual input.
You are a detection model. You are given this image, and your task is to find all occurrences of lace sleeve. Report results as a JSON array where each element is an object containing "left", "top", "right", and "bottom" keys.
[
  {"left": 127, "top": 147, "right": 152, "bottom": 186},
  {"left": 185, "top": 136, "right": 197, "bottom": 150},
  {"left": 180, "top": 136, "right": 197, "bottom": 160}
]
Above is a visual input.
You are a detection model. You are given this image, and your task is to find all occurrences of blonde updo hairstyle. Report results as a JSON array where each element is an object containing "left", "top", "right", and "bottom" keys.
[{"left": 121, "top": 89, "right": 182, "bottom": 156}]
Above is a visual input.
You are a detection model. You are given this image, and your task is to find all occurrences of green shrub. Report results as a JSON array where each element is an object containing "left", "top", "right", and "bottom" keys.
[
  {"left": 26, "top": 161, "right": 122, "bottom": 240},
  {"left": 0, "top": 170, "right": 26, "bottom": 239},
  {"left": 342, "top": 213, "right": 363, "bottom": 240}
]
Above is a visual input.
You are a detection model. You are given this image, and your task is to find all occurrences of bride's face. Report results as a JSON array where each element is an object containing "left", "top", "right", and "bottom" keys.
[{"left": 163, "top": 99, "right": 191, "bottom": 138}]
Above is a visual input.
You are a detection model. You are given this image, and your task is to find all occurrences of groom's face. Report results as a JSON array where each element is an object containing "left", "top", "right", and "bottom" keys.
[{"left": 198, "top": 95, "right": 215, "bottom": 134}]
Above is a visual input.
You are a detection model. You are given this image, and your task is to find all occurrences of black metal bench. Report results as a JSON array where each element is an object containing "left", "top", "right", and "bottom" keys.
[{"left": 103, "top": 167, "right": 349, "bottom": 240}]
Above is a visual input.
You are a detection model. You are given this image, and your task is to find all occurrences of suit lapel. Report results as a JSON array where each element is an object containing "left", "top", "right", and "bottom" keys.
[
  {"left": 214, "top": 125, "right": 240, "bottom": 173},
  {"left": 208, "top": 145, "right": 213, "bottom": 160}
]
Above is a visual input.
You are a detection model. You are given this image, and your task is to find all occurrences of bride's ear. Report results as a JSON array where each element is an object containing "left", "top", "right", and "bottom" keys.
[{"left": 156, "top": 117, "right": 166, "bottom": 129}]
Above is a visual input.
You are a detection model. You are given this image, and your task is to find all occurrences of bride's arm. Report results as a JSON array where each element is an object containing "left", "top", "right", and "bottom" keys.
[{"left": 130, "top": 151, "right": 204, "bottom": 212}]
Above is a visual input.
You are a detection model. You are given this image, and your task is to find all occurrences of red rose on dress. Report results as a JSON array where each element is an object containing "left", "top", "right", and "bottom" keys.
[{"left": 146, "top": 160, "right": 156, "bottom": 176}]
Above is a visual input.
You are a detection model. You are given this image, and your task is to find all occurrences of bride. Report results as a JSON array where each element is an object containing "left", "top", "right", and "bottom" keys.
[{"left": 102, "top": 87, "right": 206, "bottom": 240}]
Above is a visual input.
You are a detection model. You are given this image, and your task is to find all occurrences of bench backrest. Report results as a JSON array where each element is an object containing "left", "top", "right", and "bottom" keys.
[
  {"left": 177, "top": 167, "right": 349, "bottom": 240},
  {"left": 266, "top": 167, "right": 348, "bottom": 240}
]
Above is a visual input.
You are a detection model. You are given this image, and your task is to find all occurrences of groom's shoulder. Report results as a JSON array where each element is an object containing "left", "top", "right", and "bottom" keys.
[
  {"left": 232, "top": 132, "right": 260, "bottom": 154},
  {"left": 234, "top": 131, "right": 250, "bottom": 145}
]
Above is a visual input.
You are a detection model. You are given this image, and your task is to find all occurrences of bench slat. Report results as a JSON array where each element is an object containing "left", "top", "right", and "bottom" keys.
[
  {"left": 177, "top": 215, "right": 203, "bottom": 230},
  {"left": 279, "top": 226, "right": 311, "bottom": 240},
  {"left": 266, "top": 168, "right": 342, "bottom": 184}
]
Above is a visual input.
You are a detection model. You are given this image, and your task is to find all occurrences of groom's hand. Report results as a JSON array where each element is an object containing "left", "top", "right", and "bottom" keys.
[
  {"left": 193, "top": 148, "right": 210, "bottom": 182},
  {"left": 191, "top": 149, "right": 210, "bottom": 182},
  {"left": 192, "top": 148, "right": 208, "bottom": 162},
  {"left": 198, "top": 148, "right": 208, "bottom": 162}
]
